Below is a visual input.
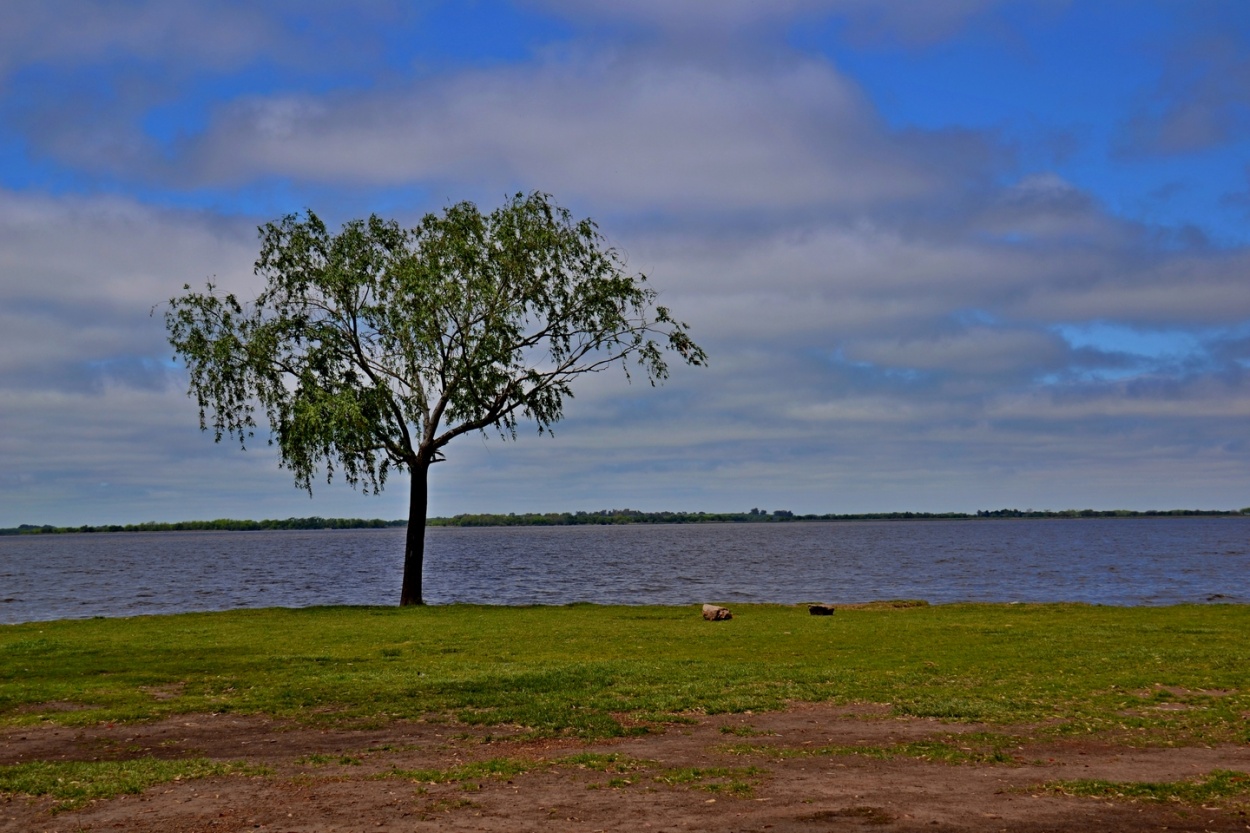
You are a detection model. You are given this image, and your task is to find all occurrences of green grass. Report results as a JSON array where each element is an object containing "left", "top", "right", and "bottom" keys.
[
  {"left": 2, "top": 603, "right": 1249, "bottom": 743},
  {"left": 724, "top": 731, "right": 1021, "bottom": 764},
  {"left": 1042, "top": 770, "right": 1250, "bottom": 804},
  {"left": 386, "top": 753, "right": 716, "bottom": 795},
  {"left": 295, "top": 753, "right": 361, "bottom": 766},
  {"left": 386, "top": 757, "right": 539, "bottom": 785},
  {"left": 0, "top": 757, "right": 267, "bottom": 811},
  {"left": 559, "top": 752, "right": 651, "bottom": 772},
  {"left": 719, "top": 724, "right": 775, "bottom": 737},
  {"left": 651, "top": 765, "right": 766, "bottom": 796},
  {"left": 383, "top": 752, "right": 767, "bottom": 802}
]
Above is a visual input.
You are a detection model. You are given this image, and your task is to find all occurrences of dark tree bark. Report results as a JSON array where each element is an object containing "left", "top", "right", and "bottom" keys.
[{"left": 400, "top": 460, "right": 430, "bottom": 606}]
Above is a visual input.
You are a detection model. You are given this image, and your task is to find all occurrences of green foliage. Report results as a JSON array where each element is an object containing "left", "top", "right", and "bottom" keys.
[
  {"left": 2, "top": 604, "right": 1249, "bottom": 745},
  {"left": 386, "top": 757, "right": 537, "bottom": 785},
  {"left": 385, "top": 753, "right": 761, "bottom": 798},
  {"left": 559, "top": 752, "right": 650, "bottom": 772},
  {"left": 164, "top": 192, "right": 705, "bottom": 494},
  {"left": 1042, "top": 769, "right": 1250, "bottom": 804},
  {"left": 295, "top": 753, "right": 361, "bottom": 766},
  {"left": 724, "top": 732, "right": 1020, "bottom": 764},
  {"left": 0, "top": 757, "right": 266, "bottom": 811},
  {"left": 651, "top": 765, "right": 765, "bottom": 796},
  {"left": 719, "top": 724, "right": 774, "bottom": 737}
]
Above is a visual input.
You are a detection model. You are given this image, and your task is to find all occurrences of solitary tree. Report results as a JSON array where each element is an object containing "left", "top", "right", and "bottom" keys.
[{"left": 166, "top": 192, "right": 706, "bottom": 605}]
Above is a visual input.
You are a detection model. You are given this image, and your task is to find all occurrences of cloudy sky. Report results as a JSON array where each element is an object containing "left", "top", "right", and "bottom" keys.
[{"left": 2, "top": 0, "right": 1248, "bottom": 526}]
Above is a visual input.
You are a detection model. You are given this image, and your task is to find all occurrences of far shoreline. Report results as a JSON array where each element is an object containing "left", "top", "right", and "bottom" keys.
[{"left": 3, "top": 506, "right": 1248, "bottom": 535}]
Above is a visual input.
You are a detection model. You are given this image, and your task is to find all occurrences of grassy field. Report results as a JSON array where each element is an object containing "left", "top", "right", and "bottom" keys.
[
  {"left": 2, "top": 602, "right": 1248, "bottom": 743},
  {"left": 0, "top": 758, "right": 267, "bottom": 811}
]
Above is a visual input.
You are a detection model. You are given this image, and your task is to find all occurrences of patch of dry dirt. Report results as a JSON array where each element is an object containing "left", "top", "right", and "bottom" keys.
[{"left": 3, "top": 703, "right": 1249, "bottom": 832}]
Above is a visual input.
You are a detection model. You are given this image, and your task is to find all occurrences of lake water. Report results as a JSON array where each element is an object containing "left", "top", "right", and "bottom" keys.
[{"left": 1, "top": 518, "right": 1248, "bottom": 624}]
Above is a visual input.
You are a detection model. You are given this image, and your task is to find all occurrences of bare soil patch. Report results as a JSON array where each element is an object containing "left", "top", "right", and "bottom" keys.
[{"left": 3, "top": 703, "right": 1249, "bottom": 832}]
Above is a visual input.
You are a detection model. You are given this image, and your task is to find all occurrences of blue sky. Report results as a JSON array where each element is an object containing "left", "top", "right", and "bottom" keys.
[{"left": 1, "top": 0, "right": 1248, "bottom": 525}]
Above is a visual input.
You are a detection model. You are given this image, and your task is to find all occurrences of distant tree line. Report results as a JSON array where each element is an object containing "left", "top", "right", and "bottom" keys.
[
  {"left": 0, "top": 517, "right": 406, "bottom": 535},
  {"left": 3, "top": 507, "right": 1246, "bottom": 535},
  {"left": 428, "top": 507, "right": 1250, "bottom": 527},
  {"left": 973, "top": 508, "right": 1250, "bottom": 518},
  {"left": 426, "top": 508, "right": 966, "bottom": 526}
]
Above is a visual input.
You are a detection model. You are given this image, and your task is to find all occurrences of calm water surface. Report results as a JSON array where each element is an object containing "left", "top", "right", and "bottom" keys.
[{"left": 1, "top": 518, "right": 1247, "bottom": 623}]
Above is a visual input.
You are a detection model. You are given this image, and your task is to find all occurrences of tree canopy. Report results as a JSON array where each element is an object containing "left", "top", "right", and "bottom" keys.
[{"left": 166, "top": 192, "right": 706, "bottom": 603}]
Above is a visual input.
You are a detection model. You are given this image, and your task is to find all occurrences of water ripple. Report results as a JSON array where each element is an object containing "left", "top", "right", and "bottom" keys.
[{"left": 1, "top": 518, "right": 1248, "bottom": 623}]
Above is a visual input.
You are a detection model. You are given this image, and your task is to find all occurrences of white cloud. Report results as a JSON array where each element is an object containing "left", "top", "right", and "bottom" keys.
[
  {"left": 0, "top": 0, "right": 399, "bottom": 81},
  {"left": 527, "top": 0, "right": 1016, "bottom": 46},
  {"left": 0, "top": 2, "right": 1246, "bottom": 523},
  {"left": 176, "top": 55, "right": 988, "bottom": 212},
  {"left": 0, "top": 3, "right": 267, "bottom": 76},
  {"left": 0, "top": 191, "right": 259, "bottom": 395},
  {"left": 1117, "top": 20, "right": 1250, "bottom": 156},
  {"left": 845, "top": 327, "right": 1068, "bottom": 376}
]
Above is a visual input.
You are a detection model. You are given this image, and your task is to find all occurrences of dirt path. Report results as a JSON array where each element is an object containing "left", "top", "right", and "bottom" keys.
[{"left": 3, "top": 704, "right": 1248, "bottom": 832}]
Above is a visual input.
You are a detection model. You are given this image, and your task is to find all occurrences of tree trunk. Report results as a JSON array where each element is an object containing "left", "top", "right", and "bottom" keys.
[{"left": 399, "top": 459, "right": 430, "bottom": 606}]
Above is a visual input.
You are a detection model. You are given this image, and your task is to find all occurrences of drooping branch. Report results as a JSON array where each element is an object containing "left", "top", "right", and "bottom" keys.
[{"left": 167, "top": 191, "right": 705, "bottom": 497}]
